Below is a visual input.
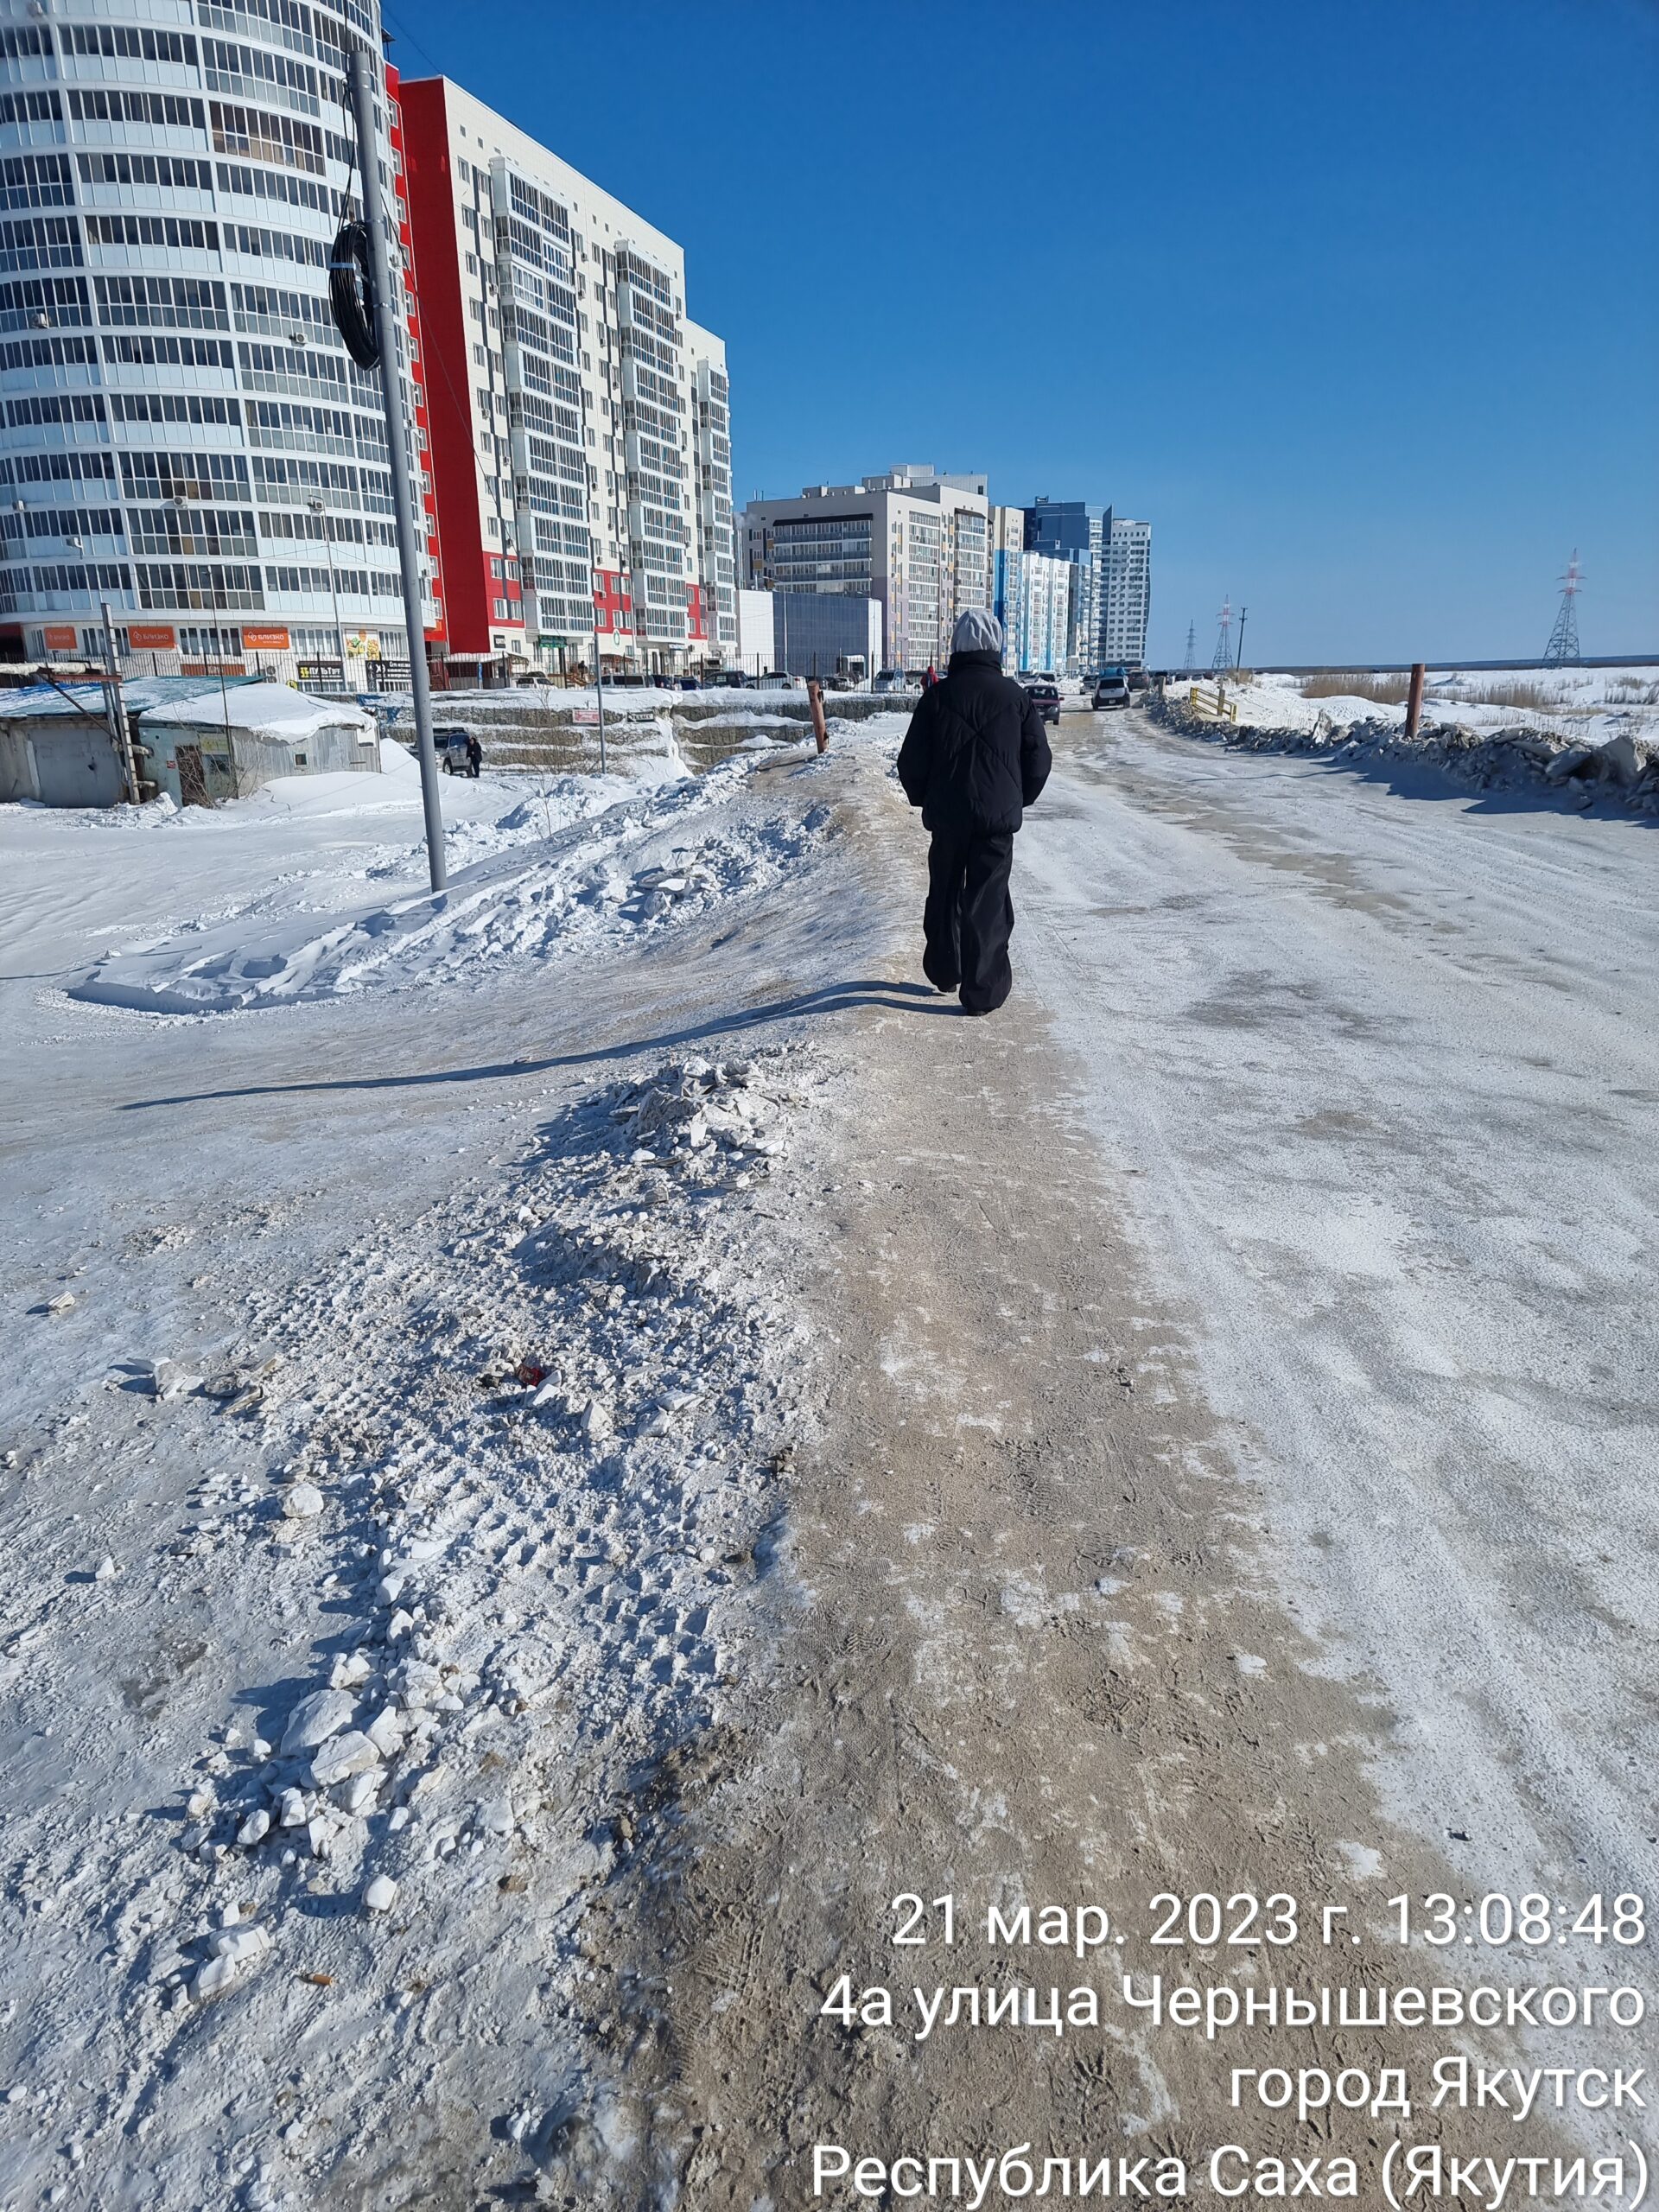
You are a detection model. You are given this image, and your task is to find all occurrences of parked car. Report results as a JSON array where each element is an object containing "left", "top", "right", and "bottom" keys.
[
  {"left": 1127, "top": 666, "right": 1150, "bottom": 692},
  {"left": 872, "top": 668, "right": 907, "bottom": 694},
  {"left": 1091, "top": 670, "right": 1131, "bottom": 710},
  {"left": 437, "top": 727, "right": 472, "bottom": 772},
  {"left": 1023, "top": 681, "right": 1062, "bottom": 726}
]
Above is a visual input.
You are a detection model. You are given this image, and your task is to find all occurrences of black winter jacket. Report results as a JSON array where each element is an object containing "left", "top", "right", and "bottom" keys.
[{"left": 895, "top": 650, "right": 1052, "bottom": 836}]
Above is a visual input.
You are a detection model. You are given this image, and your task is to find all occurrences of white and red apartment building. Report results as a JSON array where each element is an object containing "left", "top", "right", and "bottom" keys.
[{"left": 397, "top": 76, "right": 735, "bottom": 677}]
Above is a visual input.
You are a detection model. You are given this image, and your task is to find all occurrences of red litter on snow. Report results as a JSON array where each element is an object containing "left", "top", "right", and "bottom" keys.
[{"left": 514, "top": 1359, "right": 548, "bottom": 1389}]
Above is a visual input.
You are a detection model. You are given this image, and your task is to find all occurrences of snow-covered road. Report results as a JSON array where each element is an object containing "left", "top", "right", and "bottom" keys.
[
  {"left": 1020, "top": 709, "right": 1659, "bottom": 1889},
  {"left": 6, "top": 712, "right": 1657, "bottom": 2205}
]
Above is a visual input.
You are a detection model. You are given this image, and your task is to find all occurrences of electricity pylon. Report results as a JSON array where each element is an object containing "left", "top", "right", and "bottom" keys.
[{"left": 1542, "top": 550, "right": 1583, "bottom": 665}]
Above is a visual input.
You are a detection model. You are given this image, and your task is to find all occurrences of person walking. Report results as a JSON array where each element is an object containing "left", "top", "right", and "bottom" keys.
[
  {"left": 466, "top": 733, "right": 482, "bottom": 779},
  {"left": 896, "top": 610, "right": 1051, "bottom": 1016}
]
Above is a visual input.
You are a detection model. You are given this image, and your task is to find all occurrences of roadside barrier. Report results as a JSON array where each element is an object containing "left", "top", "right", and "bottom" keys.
[{"left": 1188, "top": 682, "right": 1239, "bottom": 724}]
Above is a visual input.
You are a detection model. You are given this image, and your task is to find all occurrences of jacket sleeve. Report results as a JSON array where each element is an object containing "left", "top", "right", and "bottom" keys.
[
  {"left": 895, "top": 692, "right": 934, "bottom": 808},
  {"left": 1019, "top": 693, "right": 1052, "bottom": 807}
]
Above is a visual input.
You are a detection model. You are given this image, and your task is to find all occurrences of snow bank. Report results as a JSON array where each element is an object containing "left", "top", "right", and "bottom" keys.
[
  {"left": 69, "top": 757, "right": 836, "bottom": 1014},
  {"left": 1153, "top": 690, "right": 1659, "bottom": 814},
  {"left": 1211, "top": 667, "right": 1659, "bottom": 751}
]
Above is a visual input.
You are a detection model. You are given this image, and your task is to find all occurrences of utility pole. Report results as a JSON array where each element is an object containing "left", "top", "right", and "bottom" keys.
[
  {"left": 1236, "top": 606, "right": 1247, "bottom": 669},
  {"left": 308, "top": 495, "right": 345, "bottom": 680},
  {"left": 99, "top": 601, "right": 140, "bottom": 804},
  {"left": 347, "top": 43, "right": 445, "bottom": 894}
]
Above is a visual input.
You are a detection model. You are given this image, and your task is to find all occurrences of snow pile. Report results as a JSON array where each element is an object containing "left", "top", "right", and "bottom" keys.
[
  {"left": 68, "top": 760, "right": 836, "bottom": 1014},
  {"left": 5, "top": 1044, "right": 823, "bottom": 2201},
  {"left": 175, "top": 1048, "right": 817, "bottom": 1946},
  {"left": 1154, "top": 690, "right": 1659, "bottom": 814}
]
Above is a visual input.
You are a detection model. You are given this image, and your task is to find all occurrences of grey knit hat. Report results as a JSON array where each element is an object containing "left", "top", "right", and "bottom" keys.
[{"left": 951, "top": 609, "right": 1004, "bottom": 658}]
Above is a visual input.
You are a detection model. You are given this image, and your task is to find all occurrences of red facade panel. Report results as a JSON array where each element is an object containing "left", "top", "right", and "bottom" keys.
[
  {"left": 385, "top": 66, "right": 444, "bottom": 645},
  {"left": 397, "top": 78, "right": 494, "bottom": 657}
]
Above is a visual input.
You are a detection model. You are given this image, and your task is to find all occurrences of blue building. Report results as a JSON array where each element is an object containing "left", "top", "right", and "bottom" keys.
[{"left": 1024, "top": 498, "right": 1110, "bottom": 673}]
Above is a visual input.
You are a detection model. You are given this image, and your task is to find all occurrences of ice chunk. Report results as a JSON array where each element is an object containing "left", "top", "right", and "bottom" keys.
[
  {"left": 363, "top": 1874, "right": 398, "bottom": 1914},
  {"left": 279, "top": 1687, "right": 354, "bottom": 1755},
  {"left": 340, "top": 1770, "right": 378, "bottom": 1815},
  {"left": 364, "top": 1706, "right": 405, "bottom": 1757},
  {"left": 137, "top": 1357, "right": 202, "bottom": 1402},
  {"left": 282, "top": 1482, "right": 324, "bottom": 1520},
  {"left": 310, "top": 1730, "right": 380, "bottom": 1788}
]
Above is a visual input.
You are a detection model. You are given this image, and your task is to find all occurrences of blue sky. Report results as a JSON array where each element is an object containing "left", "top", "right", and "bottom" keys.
[{"left": 387, "top": 0, "right": 1658, "bottom": 665}]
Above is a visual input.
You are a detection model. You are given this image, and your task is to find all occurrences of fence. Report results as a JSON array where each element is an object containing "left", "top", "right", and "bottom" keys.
[{"left": 1188, "top": 682, "right": 1239, "bottom": 724}]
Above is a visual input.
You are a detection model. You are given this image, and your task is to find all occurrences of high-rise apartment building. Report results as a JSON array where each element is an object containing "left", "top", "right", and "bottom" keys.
[
  {"left": 1014, "top": 550, "right": 1071, "bottom": 675},
  {"left": 398, "top": 77, "right": 734, "bottom": 676},
  {"left": 1100, "top": 515, "right": 1150, "bottom": 666},
  {"left": 0, "top": 1, "right": 445, "bottom": 677},
  {"left": 988, "top": 504, "right": 1023, "bottom": 658},
  {"left": 1025, "top": 496, "right": 1107, "bottom": 675},
  {"left": 744, "top": 464, "right": 988, "bottom": 672},
  {"left": 684, "top": 319, "right": 734, "bottom": 660}
]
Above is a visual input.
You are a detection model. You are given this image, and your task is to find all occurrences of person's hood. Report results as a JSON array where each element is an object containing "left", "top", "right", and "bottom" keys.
[{"left": 950, "top": 608, "right": 1003, "bottom": 658}]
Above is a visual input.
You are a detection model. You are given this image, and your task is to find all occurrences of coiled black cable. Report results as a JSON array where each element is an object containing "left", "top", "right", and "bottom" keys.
[{"left": 329, "top": 220, "right": 378, "bottom": 370}]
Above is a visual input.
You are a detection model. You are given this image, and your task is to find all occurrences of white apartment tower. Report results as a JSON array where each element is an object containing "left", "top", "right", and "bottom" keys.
[
  {"left": 685, "top": 318, "right": 734, "bottom": 658},
  {"left": 399, "top": 77, "right": 734, "bottom": 674},
  {"left": 1101, "top": 516, "right": 1151, "bottom": 665},
  {"left": 0, "top": 0, "right": 441, "bottom": 676}
]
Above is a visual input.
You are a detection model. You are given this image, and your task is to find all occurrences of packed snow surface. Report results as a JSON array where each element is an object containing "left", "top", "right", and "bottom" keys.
[{"left": 1, "top": 724, "right": 880, "bottom": 2209}]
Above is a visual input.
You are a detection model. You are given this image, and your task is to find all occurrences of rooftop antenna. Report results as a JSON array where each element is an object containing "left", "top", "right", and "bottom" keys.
[
  {"left": 1211, "top": 595, "right": 1233, "bottom": 672},
  {"left": 1541, "top": 549, "right": 1583, "bottom": 665}
]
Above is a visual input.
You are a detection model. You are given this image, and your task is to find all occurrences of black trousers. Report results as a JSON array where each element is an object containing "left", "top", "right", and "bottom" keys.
[{"left": 923, "top": 828, "right": 1015, "bottom": 1014}]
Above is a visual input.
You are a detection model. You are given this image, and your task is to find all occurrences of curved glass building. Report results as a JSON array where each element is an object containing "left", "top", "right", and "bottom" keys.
[{"left": 0, "top": 0, "right": 438, "bottom": 681}]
